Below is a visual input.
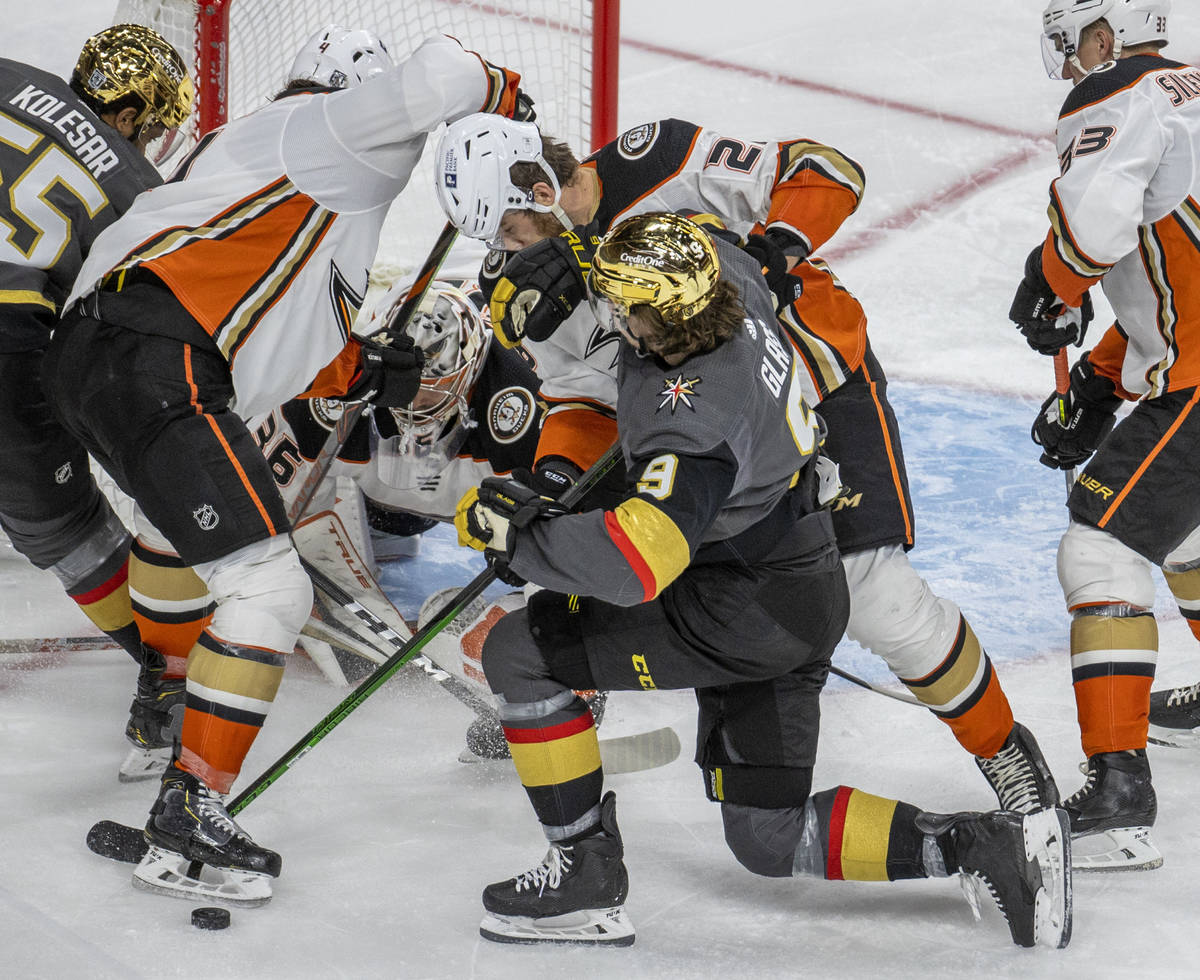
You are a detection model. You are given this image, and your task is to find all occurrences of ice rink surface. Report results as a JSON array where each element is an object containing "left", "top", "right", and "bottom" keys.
[{"left": 5, "top": 2, "right": 1200, "bottom": 976}]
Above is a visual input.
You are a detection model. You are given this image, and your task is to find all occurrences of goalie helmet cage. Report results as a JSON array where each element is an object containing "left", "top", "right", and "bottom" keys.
[{"left": 109, "top": 0, "right": 620, "bottom": 278}]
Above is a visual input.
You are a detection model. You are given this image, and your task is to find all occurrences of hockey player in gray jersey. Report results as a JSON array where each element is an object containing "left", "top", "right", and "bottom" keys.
[
  {"left": 0, "top": 25, "right": 193, "bottom": 768},
  {"left": 453, "top": 213, "right": 1072, "bottom": 950}
]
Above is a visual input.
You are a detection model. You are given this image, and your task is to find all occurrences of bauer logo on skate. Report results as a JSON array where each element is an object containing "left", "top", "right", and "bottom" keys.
[{"left": 192, "top": 504, "right": 219, "bottom": 530}]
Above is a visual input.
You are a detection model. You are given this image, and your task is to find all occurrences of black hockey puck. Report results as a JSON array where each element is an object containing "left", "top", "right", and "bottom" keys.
[{"left": 191, "top": 907, "right": 231, "bottom": 930}]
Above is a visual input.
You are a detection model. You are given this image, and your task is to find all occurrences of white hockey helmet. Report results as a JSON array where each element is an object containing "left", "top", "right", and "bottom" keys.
[
  {"left": 1107, "top": 0, "right": 1170, "bottom": 49},
  {"left": 365, "top": 279, "right": 491, "bottom": 481},
  {"left": 1041, "top": 0, "right": 1167, "bottom": 78},
  {"left": 285, "top": 25, "right": 393, "bottom": 90},
  {"left": 433, "top": 113, "right": 566, "bottom": 248}
]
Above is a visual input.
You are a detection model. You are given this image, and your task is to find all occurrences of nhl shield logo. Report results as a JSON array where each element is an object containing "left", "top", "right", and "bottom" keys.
[
  {"left": 54, "top": 462, "right": 73, "bottom": 485},
  {"left": 193, "top": 503, "right": 220, "bottom": 531}
]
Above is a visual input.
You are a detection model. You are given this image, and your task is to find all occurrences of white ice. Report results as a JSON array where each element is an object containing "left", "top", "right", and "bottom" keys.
[{"left": 4, "top": 2, "right": 1200, "bottom": 977}]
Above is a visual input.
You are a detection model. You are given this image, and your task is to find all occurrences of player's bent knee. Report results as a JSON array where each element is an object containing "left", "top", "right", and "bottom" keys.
[
  {"left": 842, "top": 545, "right": 960, "bottom": 676},
  {"left": 1058, "top": 520, "right": 1155, "bottom": 609},
  {"left": 481, "top": 607, "right": 546, "bottom": 696},
  {"left": 197, "top": 535, "right": 312, "bottom": 652},
  {"left": 721, "top": 802, "right": 808, "bottom": 878}
]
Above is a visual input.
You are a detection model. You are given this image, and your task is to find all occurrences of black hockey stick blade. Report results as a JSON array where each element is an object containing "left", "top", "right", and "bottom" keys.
[{"left": 86, "top": 819, "right": 148, "bottom": 864}]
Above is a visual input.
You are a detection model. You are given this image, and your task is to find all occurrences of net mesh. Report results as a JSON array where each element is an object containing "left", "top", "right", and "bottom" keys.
[{"left": 111, "top": 0, "right": 599, "bottom": 282}]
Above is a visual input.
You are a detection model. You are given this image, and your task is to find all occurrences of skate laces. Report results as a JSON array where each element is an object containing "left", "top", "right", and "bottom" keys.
[
  {"left": 1064, "top": 761, "right": 1097, "bottom": 810},
  {"left": 1167, "top": 682, "right": 1200, "bottom": 707},
  {"left": 960, "top": 870, "right": 1009, "bottom": 925},
  {"left": 512, "top": 844, "right": 574, "bottom": 896},
  {"left": 978, "top": 741, "right": 1041, "bottom": 813},
  {"left": 191, "top": 785, "right": 251, "bottom": 844}
]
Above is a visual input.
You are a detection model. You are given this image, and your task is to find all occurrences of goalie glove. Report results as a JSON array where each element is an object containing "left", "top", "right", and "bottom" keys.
[
  {"left": 454, "top": 475, "right": 568, "bottom": 585},
  {"left": 488, "top": 223, "right": 600, "bottom": 347},
  {"left": 344, "top": 332, "right": 424, "bottom": 407},
  {"left": 1031, "top": 354, "right": 1121, "bottom": 470},
  {"left": 1009, "top": 245, "right": 1093, "bottom": 355}
]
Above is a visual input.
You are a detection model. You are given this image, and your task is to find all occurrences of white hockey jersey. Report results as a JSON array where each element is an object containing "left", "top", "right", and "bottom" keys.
[
  {"left": 65, "top": 35, "right": 520, "bottom": 418},
  {"left": 494, "top": 117, "right": 868, "bottom": 471},
  {"left": 1041, "top": 54, "right": 1200, "bottom": 398}
]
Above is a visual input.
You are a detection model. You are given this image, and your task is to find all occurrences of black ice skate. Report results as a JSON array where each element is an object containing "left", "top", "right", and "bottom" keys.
[
  {"left": 919, "top": 807, "right": 1072, "bottom": 949},
  {"left": 120, "top": 649, "right": 185, "bottom": 783},
  {"left": 975, "top": 722, "right": 1060, "bottom": 813},
  {"left": 1148, "top": 681, "right": 1200, "bottom": 748},
  {"left": 132, "top": 764, "right": 281, "bottom": 906},
  {"left": 480, "top": 790, "right": 634, "bottom": 946},
  {"left": 1064, "top": 749, "right": 1161, "bottom": 872}
]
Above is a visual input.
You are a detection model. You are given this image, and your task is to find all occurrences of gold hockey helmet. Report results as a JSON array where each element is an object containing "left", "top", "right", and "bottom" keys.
[
  {"left": 74, "top": 24, "right": 194, "bottom": 129},
  {"left": 587, "top": 211, "right": 721, "bottom": 324}
]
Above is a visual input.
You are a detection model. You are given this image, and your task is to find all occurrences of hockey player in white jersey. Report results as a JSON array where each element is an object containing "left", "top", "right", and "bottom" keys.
[
  {"left": 456, "top": 212, "right": 1072, "bottom": 950},
  {"left": 1008, "top": 0, "right": 1199, "bottom": 870},
  {"left": 42, "top": 26, "right": 527, "bottom": 904},
  {"left": 433, "top": 113, "right": 1060, "bottom": 815}
]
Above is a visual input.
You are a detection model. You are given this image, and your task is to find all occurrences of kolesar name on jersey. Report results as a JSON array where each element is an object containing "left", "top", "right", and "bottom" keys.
[{"left": 7, "top": 85, "right": 121, "bottom": 178}]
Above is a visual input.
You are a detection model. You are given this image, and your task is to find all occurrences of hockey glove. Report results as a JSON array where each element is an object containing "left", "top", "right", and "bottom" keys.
[
  {"left": 455, "top": 475, "right": 568, "bottom": 585},
  {"left": 512, "top": 89, "right": 537, "bottom": 122},
  {"left": 742, "top": 229, "right": 807, "bottom": 313},
  {"left": 344, "top": 333, "right": 424, "bottom": 407},
  {"left": 488, "top": 224, "right": 599, "bottom": 348},
  {"left": 1031, "top": 354, "right": 1121, "bottom": 470},
  {"left": 529, "top": 456, "right": 583, "bottom": 499},
  {"left": 1009, "top": 245, "right": 1093, "bottom": 355}
]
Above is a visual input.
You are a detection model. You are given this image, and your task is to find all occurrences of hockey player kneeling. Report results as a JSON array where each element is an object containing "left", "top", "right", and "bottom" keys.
[{"left": 454, "top": 213, "right": 1072, "bottom": 949}]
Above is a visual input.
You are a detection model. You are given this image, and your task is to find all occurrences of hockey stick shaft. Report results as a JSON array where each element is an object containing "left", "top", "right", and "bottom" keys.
[
  {"left": 829, "top": 664, "right": 921, "bottom": 707},
  {"left": 227, "top": 441, "right": 624, "bottom": 814},
  {"left": 1053, "top": 349, "right": 1075, "bottom": 492}
]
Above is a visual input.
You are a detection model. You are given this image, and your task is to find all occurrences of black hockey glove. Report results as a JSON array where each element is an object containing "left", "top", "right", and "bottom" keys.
[
  {"left": 488, "top": 224, "right": 600, "bottom": 348},
  {"left": 529, "top": 456, "right": 583, "bottom": 499},
  {"left": 455, "top": 474, "right": 568, "bottom": 585},
  {"left": 1009, "top": 245, "right": 1093, "bottom": 355},
  {"left": 742, "top": 229, "right": 807, "bottom": 312},
  {"left": 344, "top": 333, "right": 424, "bottom": 408},
  {"left": 1031, "top": 354, "right": 1121, "bottom": 470},
  {"left": 512, "top": 89, "right": 537, "bottom": 122}
]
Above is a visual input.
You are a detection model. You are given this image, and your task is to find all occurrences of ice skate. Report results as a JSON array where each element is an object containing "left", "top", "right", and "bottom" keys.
[
  {"left": 1065, "top": 749, "right": 1161, "bottom": 872},
  {"left": 975, "top": 722, "right": 1060, "bottom": 813},
  {"left": 480, "top": 791, "right": 634, "bottom": 946},
  {"left": 132, "top": 764, "right": 280, "bottom": 906},
  {"left": 119, "top": 653, "right": 185, "bottom": 783},
  {"left": 1147, "top": 681, "right": 1200, "bottom": 748},
  {"left": 919, "top": 806, "right": 1072, "bottom": 948}
]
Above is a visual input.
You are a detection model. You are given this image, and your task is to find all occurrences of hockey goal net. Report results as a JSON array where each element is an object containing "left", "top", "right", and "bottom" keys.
[{"left": 109, "top": 0, "right": 619, "bottom": 283}]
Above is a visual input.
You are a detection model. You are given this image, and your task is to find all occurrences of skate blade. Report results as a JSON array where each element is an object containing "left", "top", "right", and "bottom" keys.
[
  {"left": 1070, "top": 826, "right": 1162, "bottom": 872},
  {"left": 1022, "top": 807, "right": 1072, "bottom": 949},
  {"left": 479, "top": 906, "right": 635, "bottom": 946},
  {"left": 118, "top": 745, "right": 171, "bottom": 783},
  {"left": 132, "top": 844, "right": 273, "bottom": 907},
  {"left": 1147, "top": 723, "right": 1200, "bottom": 749}
]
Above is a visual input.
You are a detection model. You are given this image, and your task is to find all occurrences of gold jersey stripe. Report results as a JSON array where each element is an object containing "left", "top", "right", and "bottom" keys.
[
  {"left": 186, "top": 643, "right": 286, "bottom": 703},
  {"left": 611, "top": 497, "right": 691, "bottom": 599},
  {"left": 1071, "top": 614, "right": 1158, "bottom": 656}
]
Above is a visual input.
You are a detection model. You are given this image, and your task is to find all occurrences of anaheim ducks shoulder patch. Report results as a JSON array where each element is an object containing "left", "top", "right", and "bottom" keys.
[
  {"left": 618, "top": 122, "right": 659, "bottom": 159},
  {"left": 487, "top": 385, "right": 536, "bottom": 443}
]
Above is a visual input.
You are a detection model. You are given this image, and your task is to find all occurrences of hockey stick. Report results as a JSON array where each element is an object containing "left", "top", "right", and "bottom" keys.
[
  {"left": 829, "top": 664, "right": 921, "bottom": 707},
  {"left": 1052, "top": 349, "right": 1076, "bottom": 492},
  {"left": 86, "top": 442, "right": 627, "bottom": 865}
]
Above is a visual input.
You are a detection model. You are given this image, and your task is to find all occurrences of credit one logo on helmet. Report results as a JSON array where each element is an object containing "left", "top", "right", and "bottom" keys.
[{"left": 620, "top": 252, "right": 666, "bottom": 267}]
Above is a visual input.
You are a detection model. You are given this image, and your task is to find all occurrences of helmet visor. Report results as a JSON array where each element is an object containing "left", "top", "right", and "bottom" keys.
[{"left": 1041, "top": 30, "right": 1071, "bottom": 78}]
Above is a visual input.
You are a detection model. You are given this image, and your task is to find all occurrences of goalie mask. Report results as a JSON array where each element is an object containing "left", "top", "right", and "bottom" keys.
[
  {"left": 434, "top": 113, "right": 568, "bottom": 248},
  {"left": 587, "top": 212, "right": 720, "bottom": 352},
  {"left": 74, "top": 24, "right": 194, "bottom": 133},
  {"left": 366, "top": 279, "right": 491, "bottom": 486},
  {"left": 286, "top": 25, "right": 394, "bottom": 89}
]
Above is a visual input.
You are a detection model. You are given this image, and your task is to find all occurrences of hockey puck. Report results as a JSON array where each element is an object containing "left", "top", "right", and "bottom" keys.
[{"left": 191, "top": 907, "right": 230, "bottom": 930}]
